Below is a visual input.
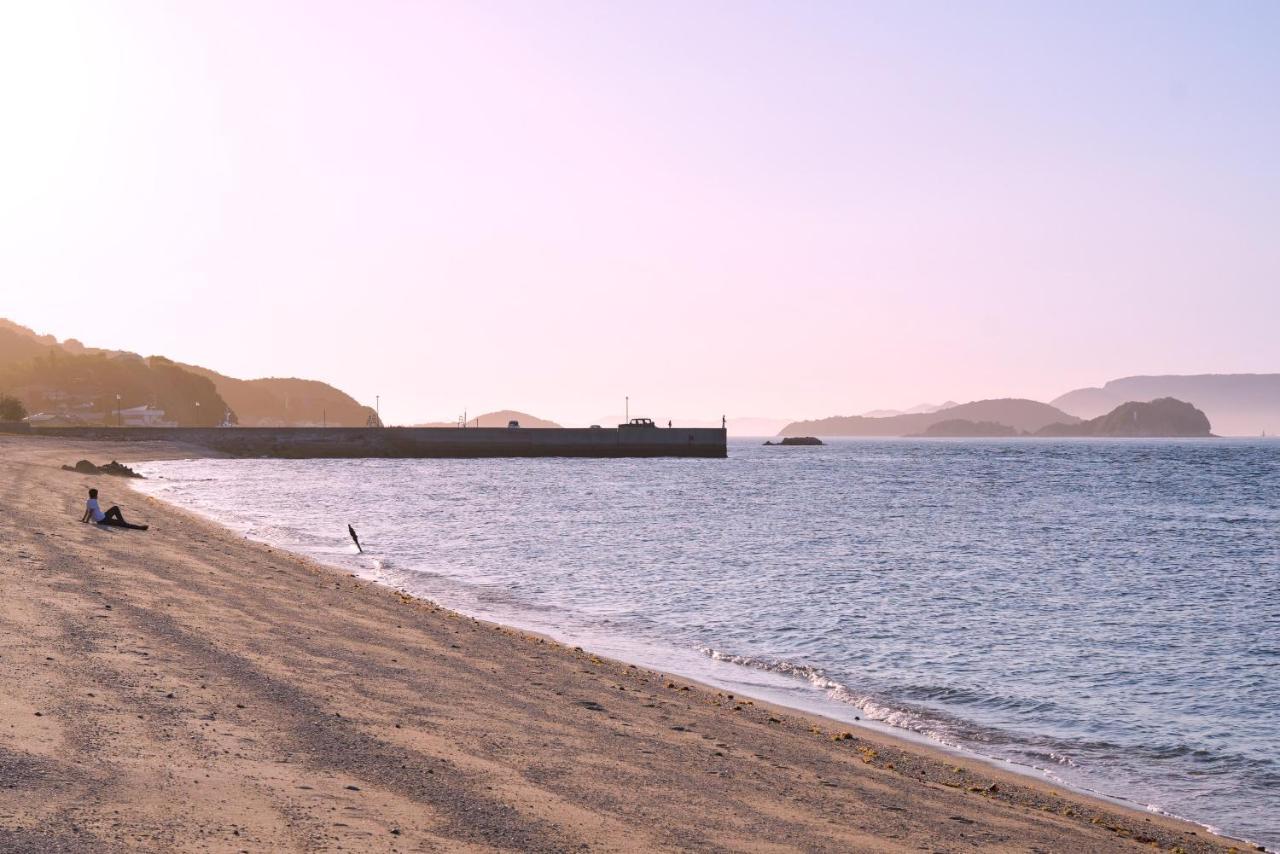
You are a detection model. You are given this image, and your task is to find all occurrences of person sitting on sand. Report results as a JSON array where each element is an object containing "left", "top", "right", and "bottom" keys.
[{"left": 80, "top": 487, "right": 148, "bottom": 531}]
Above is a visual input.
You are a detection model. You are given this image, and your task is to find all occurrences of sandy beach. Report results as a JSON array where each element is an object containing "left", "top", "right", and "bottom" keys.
[{"left": 0, "top": 435, "right": 1247, "bottom": 853}]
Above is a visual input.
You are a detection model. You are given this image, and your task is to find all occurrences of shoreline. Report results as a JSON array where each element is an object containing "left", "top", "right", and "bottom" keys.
[
  {"left": 132, "top": 453, "right": 1259, "bottom": 850},
  {"left": 1, "top": 435, "right": 1252, "bottom": 852},
  {"left": 129, "top": 455, "right": 1254, "bottom": 849}
]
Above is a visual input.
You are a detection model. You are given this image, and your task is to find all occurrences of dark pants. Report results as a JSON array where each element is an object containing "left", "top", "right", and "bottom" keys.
[{"left": 100, "top": 506, "right": 146, "bottom": 530}]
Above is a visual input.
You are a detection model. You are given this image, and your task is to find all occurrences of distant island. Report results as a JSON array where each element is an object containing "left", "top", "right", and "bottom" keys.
[
  {"left": 1053, "top": 374, "right": 1278, "bottom": 437},
  {"left": 785, "top": 373, "right": 1278, "bottom": 440},
  {"left": 1036, "top": 398, "right": 1213, "bottom": 437},
  {"left": 763, "top": 436, "right": 823, "bottom": 446},
  {"left": 781, "top": 398, "right": 1214, "bottom": 439},
  {"left": 860, "top": 401, "right": 958, "bottom": 418},
  {"left": 778, "top": 399, "right": 1079, "bottom": 438}
]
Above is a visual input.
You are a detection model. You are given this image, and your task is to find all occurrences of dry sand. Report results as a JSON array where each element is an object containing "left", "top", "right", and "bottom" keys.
[{"left": 0, "top": 436, "right": 1248, "bottom": 852}]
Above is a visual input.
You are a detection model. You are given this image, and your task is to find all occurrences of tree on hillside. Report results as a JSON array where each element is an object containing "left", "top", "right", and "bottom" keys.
[
  {"left": 0, "top": 394, "right": 27, "bottom": 421},
  {"left": 145, "top": 356, "right": 227, "bottom": 426},
  {"left": 0, "top": 351, "right": 233, "bottom": 426}
]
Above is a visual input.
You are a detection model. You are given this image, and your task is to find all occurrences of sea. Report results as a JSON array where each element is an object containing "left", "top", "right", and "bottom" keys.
[{"left": 132, "top": 438, "right": 1280, "bottom": 848}]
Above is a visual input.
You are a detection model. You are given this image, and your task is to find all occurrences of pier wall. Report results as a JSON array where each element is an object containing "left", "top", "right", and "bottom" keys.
[{"left": 3, "top": 425, "right": 727, "bottom": 458}]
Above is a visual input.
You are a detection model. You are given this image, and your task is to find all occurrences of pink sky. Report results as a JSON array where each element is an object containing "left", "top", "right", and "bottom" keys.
[{"left": 2, "top": 1, "right": 1277, "bottom": 425}]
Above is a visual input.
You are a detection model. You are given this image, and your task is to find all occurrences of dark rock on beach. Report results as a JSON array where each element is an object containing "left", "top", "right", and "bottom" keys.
[{"left": 61, "top": 459, "right": 144, "bottom": 478}]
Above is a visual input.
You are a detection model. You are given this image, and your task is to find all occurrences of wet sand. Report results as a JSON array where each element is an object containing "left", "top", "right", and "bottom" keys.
[{"left": 0, "top": 435, "right": 1247, "bottom": 852}]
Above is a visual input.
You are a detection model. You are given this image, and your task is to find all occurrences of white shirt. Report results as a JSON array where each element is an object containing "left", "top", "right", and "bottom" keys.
[{"left": 86, "top": 497, "right": 106, "bottom": 523}]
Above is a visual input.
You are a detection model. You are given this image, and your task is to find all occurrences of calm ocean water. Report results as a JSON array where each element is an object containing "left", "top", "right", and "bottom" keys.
[{"left": 134, "top": 438, "right": 1280, "bottom": 847}]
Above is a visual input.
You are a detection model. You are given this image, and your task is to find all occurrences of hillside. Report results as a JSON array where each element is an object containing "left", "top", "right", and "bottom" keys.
[
  {"left": 414, "top": 410, "right": 561, "bottom": 428},
  {"left": 0, "top": 319, "right": 119, "bottom": 361},
  {"left": 0, "top": 321, "right": 60, "bottom": 365},
  {"left": 1038, "top": 398, "right": 1212, "bottom": 437},
  {"left": 0, "top": 318, "right": 374, "bottom": 428},
  {"left": 180, "top": 365, "right": 376, "bottom": 427},
  {"left": 1052, "top": 374, "right": 1279, "bottom": 436},
  {"left": 778, "top": 399, "right": 1078, "bottom": 437},
  {"left": 0, "top": 348, "right": 228, "bottom": 427},
  {"left": 862, "top": 401, "right": 958, "bottom": 418}
]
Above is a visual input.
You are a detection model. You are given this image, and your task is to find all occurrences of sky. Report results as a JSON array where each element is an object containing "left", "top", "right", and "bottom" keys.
[{"left": 2, "top": 1, "right": 1278, "bottom": 426}]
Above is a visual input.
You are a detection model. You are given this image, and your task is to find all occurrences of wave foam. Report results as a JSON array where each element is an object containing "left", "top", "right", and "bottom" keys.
[{"left": 700, "top": 648, "right": 960, "bottom": 746}]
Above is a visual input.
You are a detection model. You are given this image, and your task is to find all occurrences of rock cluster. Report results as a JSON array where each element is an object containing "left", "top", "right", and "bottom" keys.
[{"left": 61, "top": 459, "right": 144, "bottom": 478}]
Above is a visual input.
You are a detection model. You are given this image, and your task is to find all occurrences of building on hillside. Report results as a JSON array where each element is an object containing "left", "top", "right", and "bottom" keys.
[{"left": 118, "top": 405, "right": 178, "bottom": 428}]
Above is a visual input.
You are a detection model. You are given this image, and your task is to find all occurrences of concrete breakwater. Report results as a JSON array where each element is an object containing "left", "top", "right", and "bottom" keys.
[{"left": 2, "top": 424, "right": 728, "bottom": 459}]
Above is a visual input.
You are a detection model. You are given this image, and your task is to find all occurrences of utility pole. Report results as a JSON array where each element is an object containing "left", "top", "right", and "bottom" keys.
[{"left": 625, "top": 396, "right": 629, "bottom": 423}]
